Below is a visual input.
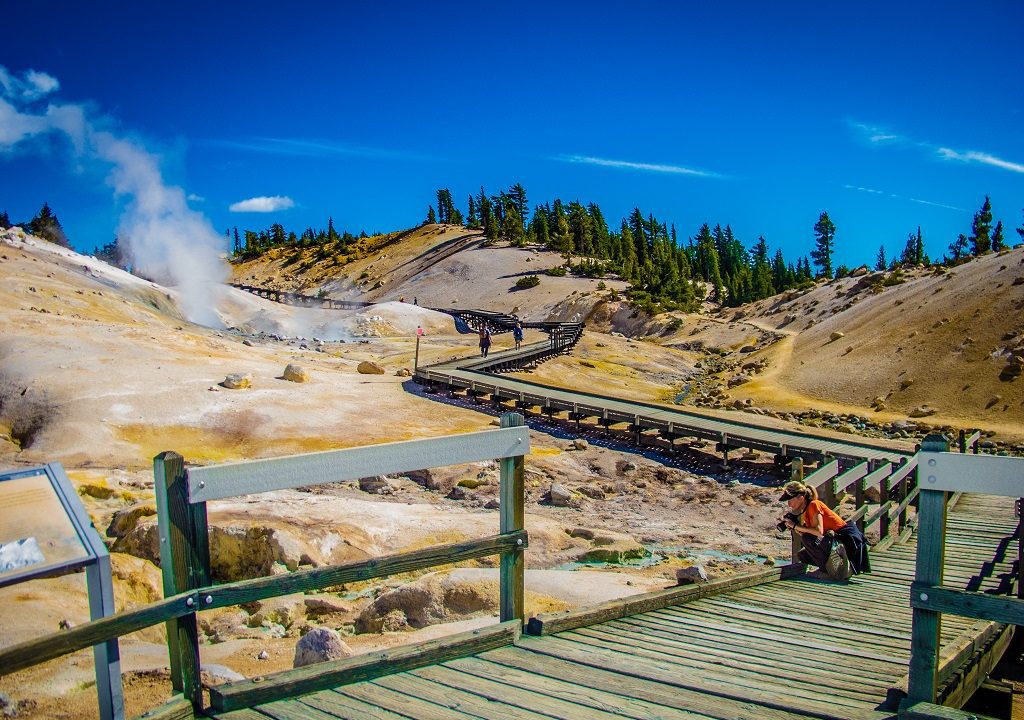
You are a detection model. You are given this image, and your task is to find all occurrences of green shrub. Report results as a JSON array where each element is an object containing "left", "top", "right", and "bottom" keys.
[
  {"left": 546, "top": 266, "right": 567, "bottom": 277},
  {"left": 515, "top": 275, "right": 540, "bottom": 289}
]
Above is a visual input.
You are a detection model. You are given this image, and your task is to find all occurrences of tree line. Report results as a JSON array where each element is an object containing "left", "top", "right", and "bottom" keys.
[{"left": 3, "top": 194, "right": 1023, "bottom": 313}]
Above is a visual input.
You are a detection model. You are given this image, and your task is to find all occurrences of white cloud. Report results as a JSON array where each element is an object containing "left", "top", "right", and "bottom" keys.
[
  {"left": 937, "top": 147, "right": 1024, "bottom": 174},
  {"left": 844, "top": 184, "right": 884, "bottom": 194},
  {"left": 849, "top": 121, "right": 903, "bottom": 144},
  {"left": 0, "top": 67, "right": 60, "bottom": 101},
  {"left": 229, "top": 195, "right": 295, "bottom": 212},
  {"left": 208, "top": 136, "right": 435, "bottom": 162},
  {"left": 559, "top": 154, "right": 717, "bottom": 177},
  {"left": 187, "top": 193, "right": 205, "bottom": 202}
]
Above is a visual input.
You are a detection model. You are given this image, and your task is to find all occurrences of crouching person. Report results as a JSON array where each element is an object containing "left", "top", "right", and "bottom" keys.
[{"left": 779, "top": 480, "right": 870, "bottom": 580}]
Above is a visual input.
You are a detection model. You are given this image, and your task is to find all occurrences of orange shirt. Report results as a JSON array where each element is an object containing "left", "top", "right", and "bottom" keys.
[{"left": 802, "top": 499, "right": 846, "bottom": 533}]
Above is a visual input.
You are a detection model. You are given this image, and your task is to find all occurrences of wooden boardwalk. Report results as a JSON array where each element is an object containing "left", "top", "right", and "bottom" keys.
[{"left": 209, "top": 493, "right": 1017, "bottom": 720}]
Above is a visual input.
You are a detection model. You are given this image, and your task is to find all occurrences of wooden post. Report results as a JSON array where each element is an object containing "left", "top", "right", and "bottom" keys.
[
  {"left": 879, "top": 465, "right": 892, "bottom": 543},
  {"left": 154, "top": 452, "right": 210, "bottom": 710},
  {"left": 906, "top": 434, "right": 950, "bottom": 707},
  {"left": 414, "top": 326, "right": 422, "bottom": 372},
  {"left": 958, "top": 429, "right": 967, "bottom": 454},
  {"left": 499, "top": 413, "right": 526, "bottom": 625}
]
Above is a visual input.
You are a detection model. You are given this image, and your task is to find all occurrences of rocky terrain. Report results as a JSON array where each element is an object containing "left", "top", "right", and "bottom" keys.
[{"left": 0, "top": 223, "right": 1021, "bottom": 718}]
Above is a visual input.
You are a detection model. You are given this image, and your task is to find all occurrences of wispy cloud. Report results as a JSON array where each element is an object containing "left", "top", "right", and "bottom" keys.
[
  {"left": 229, "top": 195, "right": 295, "bottom": 213},
  {"left": 903, "top": 196, "right": 964, "bottom": 211},
  {"left": 558, "top": 154, "right": 718, "bottom": 177},
  {"left": 937, "top": 147, "right": 1024, "bottom": 174},
  {"left": 0, "top": 67, "right": 59, "bottom": 101},
  {"left": 843, "top": 183, "right": 963, "bottom": 212},
  {"left": 850, "top": 119, "right": 1024, "bottom": 175},
  {"left": 208, "top": 136, "right": 434, "bottom": 162},
  {"left": 844, "top": 184, "right": 884, "bottom": 194},
  {"left": 187, "top": 193, "right": 205, "bottom": 202},
  {"left": 848, "top": 121, "right": 904, "bottom": 144}
]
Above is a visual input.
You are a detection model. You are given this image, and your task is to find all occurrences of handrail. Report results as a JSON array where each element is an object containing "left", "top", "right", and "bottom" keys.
[
  {"left": 0, "top": 417, "right": 531, "bottom": 719},
  {"left": 0, "top": 530, "right": 526, "bottom": 678},
  {"left": 906, "top": 433, "right": 1019, "bottom": 707}
]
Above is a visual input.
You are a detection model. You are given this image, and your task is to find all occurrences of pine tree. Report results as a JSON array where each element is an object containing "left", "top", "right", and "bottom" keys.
[
  {"left": 529, "top": 207, "right": 549, "bottom": 246},
  {"left": 29, "top": 202, "right": 70, "bottom": 247},
  {"left": 426, "top": 205, "right": 437, "bottom": 224},
  {"left": 1017, "top": 209, "right": 1024, "bottom": 241},
  {"left": 915, "top": 226, "right": 924, "bottom": 265},
  {"left": 0, "top": 210, "right": 9, "bottom": 229},
  {"left": 948, "top": 233, "right": 968, "bottom": 262},
  {"left": 467, "top": 196, "right": 479, "bottom": 229},
  {"left": 502, "top": 205, "right": 525, "bottom": 245},
  {"left": 968, "top": 195, "right": 993, "bottom": 255},
  {"left": 810, "top": 212, "right": 835, "bottom": 279},
  {"left": 900, "top": 232, "right": 916, "bottom": 266},
  {"left": 991, "top": 221, "right": 1005, "bottom": 252},
  {"left": 875, "top": 244, "right": 886, "bottom": 271},
  {"left": 507, "top": 184, "right": 528, "bottom": 232}
]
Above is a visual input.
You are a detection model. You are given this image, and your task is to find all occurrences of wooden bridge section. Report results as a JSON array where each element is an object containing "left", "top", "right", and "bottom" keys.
[{"left": 206, "top": 485, "right": 1018, "bottom": 720}]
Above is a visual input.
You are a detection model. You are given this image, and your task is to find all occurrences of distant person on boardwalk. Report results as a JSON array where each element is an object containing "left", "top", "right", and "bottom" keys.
[
  {"left": 779, "top": 480, "right": 870, "bottom": 580},
  {"left": 478, "top": 327, "right": 492, "bottom": 358},
  {"left": 512, "top": 321, "right": 524, "bottom": 351}
]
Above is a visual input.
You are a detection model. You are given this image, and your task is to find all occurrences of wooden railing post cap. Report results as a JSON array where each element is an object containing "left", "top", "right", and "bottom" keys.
[{"left": 920, "top": 434, "right": 950, "bottom": 451}]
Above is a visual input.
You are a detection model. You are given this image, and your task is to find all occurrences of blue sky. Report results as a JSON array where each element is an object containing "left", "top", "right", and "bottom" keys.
[{"left": 1, "top": 1, "right": 1022, "bottom": 268}]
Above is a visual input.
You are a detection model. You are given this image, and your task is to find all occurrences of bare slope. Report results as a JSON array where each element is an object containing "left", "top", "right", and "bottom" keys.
[
  {"left": 230, "top": 224, "right": 628, "bottom": 321},
  {"left": 720, "top": 250, "right": 1024, "bottom": 440}
]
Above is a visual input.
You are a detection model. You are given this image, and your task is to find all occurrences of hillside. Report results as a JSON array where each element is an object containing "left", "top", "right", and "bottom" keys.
[{"left": 232, "top": 223, "right": 1024, "bottom": 445}]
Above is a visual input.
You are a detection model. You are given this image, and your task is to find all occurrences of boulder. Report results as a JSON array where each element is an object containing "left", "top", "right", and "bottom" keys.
[
  {"left": 357, "top": 361, "right": 386, "bottom": 375},
  {"left": 293, "top": 627, "right": 353, "bottom": 668},
  {"left": 570, "top": 438, "right": 589, "bottom": 451},
  {"left": 221, "top": 373, "right": 252, "bottom": 389},
  {"left": 830, "top": 331, "right": 845, "bottom": 341},
  {"left": 355, "top": 571, "right": 497, "bottom": 633},
  {"left": 106, "top": 503, "right": 157, "bottom": 538},
  {"left": 676, "top": 565, "right": 709, "bottom": 585},
  {"left": 547, "top": 483, "right": 573, "bottom": 507},
  {"left": 282, "top": 364, "right": 308, "bottom": 383},
  {"left": 359, "top": 476, "right": 394, "bottom": 495},
  {"left": 395, "top": 368, "right": 412, "bottom": 377},
  {"left": 909, "top": 405, "right": 937, "bottom": 418}
]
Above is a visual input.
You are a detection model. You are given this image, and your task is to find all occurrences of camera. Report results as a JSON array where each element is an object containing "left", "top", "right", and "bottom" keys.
[{"left": 776, "top": 512, "right": 800, "bottom": 532}]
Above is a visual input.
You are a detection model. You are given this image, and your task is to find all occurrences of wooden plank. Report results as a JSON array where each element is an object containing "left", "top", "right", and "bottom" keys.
[
  {"left": 475, "top": 646, "right": 816, "bottom": 720},
  {"left": 249, "top": 698, "right": 348, "bottom": 720},
  {"left": 209, "top": 620, "right": 519, "bottom": 711},
  {"left": 133, "top": 694, "right": 195, "bottom": 720},
  {"left": 188, "top": 426, "right": 531, "bottom": 501},
  {"left": 0, "top": 591, "right": 195, "bottom": 677},
  {"left": 545, "top": 631, "right": 881, "bottom": 706},
  {"left": 338, "top": 683, "right": 479, "bottom": 719},
  {"left": 568, "top": 624, "right": 892, "bottom": 695},
  {"left": 203, "top": 531, "right": 526, "bottom": 610},
  {"left": 912, "top": 585, "right": 1024, "bottom": 626},
  {"left": 939, "top": 625, "right": 1014, "bottom": 709},
  {"left": 525, "top": 564, "right": 800, "bottom": 635},
  {"left": 609, "top": 614, "right": 904, "bottom": 677},
  {"left": 373, "top": 673, "right": 554, "bottom": 720},
  {"left": 301, "top": 691, "right": 409, "bottom": 720},
  {"left": 499, "top": 413, "right": 525, "bottom": 624},
  {"left": 512, "top": 636, "right": 890, "bottom": 720},
  {"left": 899, "top": 701, "right": 1000, "bottom": 719},
  {"left": 415, "top": 661, "right": 678, "bottom": 720},
  {"left": 647, "top": 607, "right": 906, "bottom": 663}
]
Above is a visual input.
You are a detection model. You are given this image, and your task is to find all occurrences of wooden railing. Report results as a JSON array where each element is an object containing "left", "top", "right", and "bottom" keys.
[
  {"left": 0, "top": 415, "right": 530, "bottom": 719},
  {"left": 800, "top": 431, "right": 982, "bottom": 562},
  {"left": 905, "top": 434, "right": 1023, "bottom": 718}
]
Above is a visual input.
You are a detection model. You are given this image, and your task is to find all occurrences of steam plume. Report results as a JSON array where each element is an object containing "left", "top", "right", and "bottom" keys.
[{"left": 0, "top": 65, "right": 227, "bottom": 327}]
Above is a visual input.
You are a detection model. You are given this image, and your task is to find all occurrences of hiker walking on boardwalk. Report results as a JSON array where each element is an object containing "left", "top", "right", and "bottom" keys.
[
  {"left": 478, "top": 326, "right": 492, "bottom": 358},
  {"left": 779, "top": 480, "right": 870, "bottom": 580},
  {"left": 512, "top": 321, "right": 524, "bottom": 351}
]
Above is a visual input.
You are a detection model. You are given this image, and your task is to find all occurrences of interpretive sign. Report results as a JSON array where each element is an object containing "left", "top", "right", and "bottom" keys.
[{"left": 0, "top": 464, "right": 124, "bottom": 720}]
